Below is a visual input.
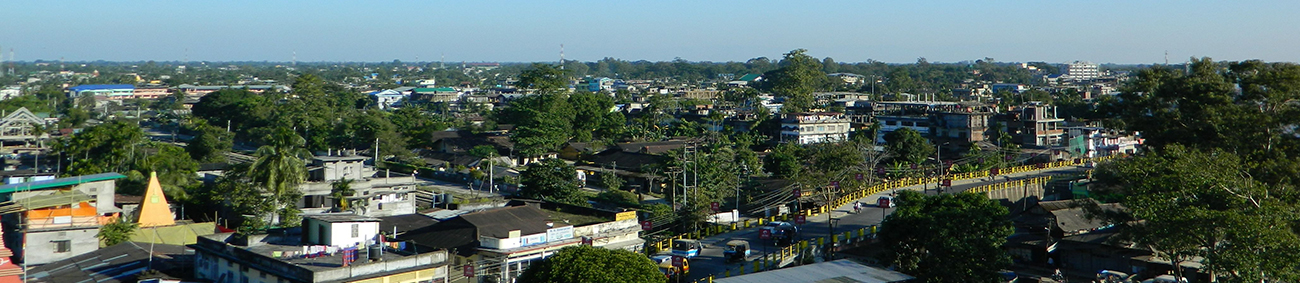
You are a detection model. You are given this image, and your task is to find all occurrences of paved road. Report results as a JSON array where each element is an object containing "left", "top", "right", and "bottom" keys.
[{"left": 682, "top": 166, "right": 1090, "bottom": 281}]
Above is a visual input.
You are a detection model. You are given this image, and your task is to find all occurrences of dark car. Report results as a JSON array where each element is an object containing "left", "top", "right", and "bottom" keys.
[{"left": 760, "top": 221, "right": 799, "bottom": 246}]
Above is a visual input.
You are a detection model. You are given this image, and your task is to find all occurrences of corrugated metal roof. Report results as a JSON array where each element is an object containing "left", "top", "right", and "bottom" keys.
[
  {"left": 714, "top": 259, "right": 914, "bottom": 283},
  {"left": 0, "top": 173, "right": 125, "bottom": 194},
  {"left": 68, "top": 84, "right": 135, "bottom": 92},
  {"left": 26, "top": 242, "right": 190, "bottom": 283},
  {"left": 413, "top": 87, "right": 456, "bottom": 93},
  {"left": 13, "top": 190, "right": 94, "bottom": 210}
]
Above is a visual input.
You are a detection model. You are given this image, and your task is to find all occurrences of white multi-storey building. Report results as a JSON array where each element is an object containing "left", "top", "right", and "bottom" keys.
[
  {"left": 780, "top": 112, "right": 852, "bottom": 144},
  {"left": 1066, "top": 127, "right": 1143, "bottom": 158},
  {"left": 1065, "top": 61, "right": 1099, "bottom": 81}
]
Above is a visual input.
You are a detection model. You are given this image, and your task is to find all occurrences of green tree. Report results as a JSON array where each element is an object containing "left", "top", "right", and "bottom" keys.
[
  {"left": 1091, "top": 145, "right": 1300, "bottom": 282},
  {"left": 519, "top": 158, "right": 584, "bottom": 205},
  {"left": 330, "top": 179, "right": 356, "bottom": 212},
  {"left": 124, "top": 143, "right": 200, "bottom": 200},
  {"left": 591, "top": 189, "right": 638, "bottom": 208},
  {"left": 97, "top": 217, "right": 139, "bottom": 247},
  {"left": 568, "top": 91, "right": 625, "bottom": 142},
  {"left": 54, "top": 121, "right": 148, "bottom": 176},
  {"left": 247, "top": 127, "right": 312, "bottom": 226},
  {"left": 763, "top": 142, "right": 803, "bottom": 178},
  {"left": 884, "top": 128, "right": 934, "bottom": 165},
  {"left": 330, "top": 110, "right": 413, "bottom": 162},
  {"left": 191, "top": 88, "right": 273, "bottom": 140},
  {"left": 469, "top": 145, "right": 498, "bottom": 160},
  {"left": 878, "top": 190, "right": 1013, "bottom": 283},
  {"left": 186, "top": 121, "right": 233, "bottom": 163},
  {"left": 599, "top": 171, "right": 624, "bottom": 191},
  {"left": 515, "top": 63, "right": 571, "bottom": 92},
  {"left": 762, "top": 49, "right": 826, "bottom": 112},
  {"left": 500, "top": 93, "right": 575, "bottom": 158},
  {"left": 516, "top": 245, "right": 665, "bottom": 283}
]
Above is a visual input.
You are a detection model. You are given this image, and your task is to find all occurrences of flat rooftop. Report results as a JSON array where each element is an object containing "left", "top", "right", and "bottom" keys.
[{"left": 197, "top": 233, "right": 432, "bottom": 272}]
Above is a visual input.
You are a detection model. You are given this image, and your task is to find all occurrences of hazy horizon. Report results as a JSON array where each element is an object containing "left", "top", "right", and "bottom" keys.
[{"left": 4, "top": 0, "right": 1298, "bottom": 64}]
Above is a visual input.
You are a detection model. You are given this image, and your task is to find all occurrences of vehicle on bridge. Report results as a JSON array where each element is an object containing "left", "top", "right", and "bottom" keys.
[
  {"left": 760, "top": 221, "right": 799, "bottom": 246},
  {"left": 722, "top": 240, "right": 750, "bottom": 262},
  {"left": 651, "top": 255, "right": 690, "bottom": 280},
  {"left": 877, "top": 196, "right": 896, "bottom": 208},
  {"left": 669, "top": 239, "right": 702, "bottom": 258}
]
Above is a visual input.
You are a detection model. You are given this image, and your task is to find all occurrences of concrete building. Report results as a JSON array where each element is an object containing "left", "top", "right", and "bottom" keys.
[
  {"left": 412, "top": 87, "right": 459, "bottom": 103},
  {"left": 930, "top": 103, "right": 999, "bottom": 147},
  {"left": 67, "top": 84, "right": 135, "bottom": 99},
  {"left": 298, "top": 153, "right": 419, "bottom": 218},
  {"left": 0, "top": 87, "right": 20, "bottom": 100},
  {"left": 827, "top": 73, "right": 867, "bottom": 85},
  {"left": 370, "top": 89, "right": 408, "bottom": 110},
  {"left": 176, "top": 84, "right": 286, "bottom": 96},
  {"left": 780, "top": 112, "right": 852, "bottom": 144},
  {"left": 400, "top": 201, "right": 643, "bottom": 283},
  {"left": 192, "top": 215, "right": 450, "bottom": 283},
  {"left": 1066, "top": 61, "right": 1100, "bottom": 81},
  {"left": 0, "top": 173, "right": 125, "bottom": 265},
  {"left": 872, "top": 101, "right": 959, "bottom": 143},
  {"left": 587, "top": 77, "right": 613, "bottom": 92},
  {"left": 1005, "top": 103, "right": 1065, "bottom": 147},
  {"left": 1065, "top": 127, "right": 1142, "bottom": 158}
]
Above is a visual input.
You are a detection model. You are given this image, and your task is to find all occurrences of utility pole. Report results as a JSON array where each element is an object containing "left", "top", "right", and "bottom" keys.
[{"left": 935, "top": 143, "right": 942, "bottom": 193}]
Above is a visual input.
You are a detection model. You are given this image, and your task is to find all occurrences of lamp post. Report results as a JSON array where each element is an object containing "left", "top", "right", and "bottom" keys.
[{"left": 737, "top": 164, "right": 749, "bottom": 223}]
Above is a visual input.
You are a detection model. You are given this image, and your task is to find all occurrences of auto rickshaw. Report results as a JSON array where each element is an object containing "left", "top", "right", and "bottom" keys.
[
  {"left": 722, "top": 240, "right": 750, "bottom": 262},
  {"left": 651, "top": 255, "right": 689, "bottom": 280},
  {"left": 670, "top": 239, "right": 702, "bottom": 258}
]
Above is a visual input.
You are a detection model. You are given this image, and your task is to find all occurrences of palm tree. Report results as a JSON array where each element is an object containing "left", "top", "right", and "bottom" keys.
[
  {"left": 330, "top": 179, "right": 356, "bottom": 212},
  {"left": 247, "top": 127, "right": 312, "bottom": 226}
]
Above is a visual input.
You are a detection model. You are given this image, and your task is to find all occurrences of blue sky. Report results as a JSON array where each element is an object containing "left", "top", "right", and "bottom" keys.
[{"left": 2, "top": 0, "right": 1297, "bottom": 64}]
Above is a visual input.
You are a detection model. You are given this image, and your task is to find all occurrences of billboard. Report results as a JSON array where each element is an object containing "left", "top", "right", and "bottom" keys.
[{"left": 547, "top": 226, "right": 574, "bottom": 241}]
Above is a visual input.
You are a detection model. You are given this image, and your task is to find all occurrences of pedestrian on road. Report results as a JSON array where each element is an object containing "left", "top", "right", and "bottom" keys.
[{"left": 853, "top": 201, "right": 862, "bottom": 213}]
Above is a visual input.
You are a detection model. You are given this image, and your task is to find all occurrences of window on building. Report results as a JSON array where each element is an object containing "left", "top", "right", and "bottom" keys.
[
  {"left": 53, "top": 240, "right": 70, "bottom": 253},
  {"left": 352, "top": 224, "right": 359, "bottom": 238}
]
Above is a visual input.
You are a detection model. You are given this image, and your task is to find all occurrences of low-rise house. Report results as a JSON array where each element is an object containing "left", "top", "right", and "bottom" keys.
[
  {"left": 412, "top": 87, "right": 459, "bottom": 103},
  {"left": 399, "top": 201, "right": 642, "bottom": 283},
  {"left": 26, "top": 242, "right": 192, "bottom": 283},
  {"left": 827, "top": 73, "right": 867, "bottom": 85},
  {"left": 370, "top": 89, "right": 408, "bottom": 110},
  {"left": 0, "top": 172, "right": 125, "bottom": 265},
  {"left": 714, "top": 259, "right": 914, "bottom": 283},
  {"left": 175, "top": 84, "right": 286, "bottom": 96},
  {"left": 192, "top": 215, "right": 450, "bottom": 283}
]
